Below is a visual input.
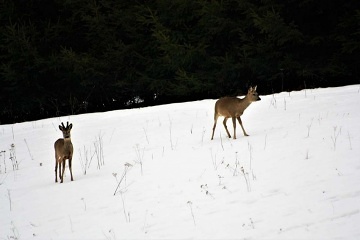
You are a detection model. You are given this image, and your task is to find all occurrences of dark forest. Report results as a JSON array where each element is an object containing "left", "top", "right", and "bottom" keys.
[{"left": 1, "top": 0, "right": 359, "bottom": 124}]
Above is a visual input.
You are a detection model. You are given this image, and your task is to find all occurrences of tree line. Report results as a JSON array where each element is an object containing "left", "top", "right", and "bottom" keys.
[{"left": 1, "top": 0, "right": 359, "bottom": 124}]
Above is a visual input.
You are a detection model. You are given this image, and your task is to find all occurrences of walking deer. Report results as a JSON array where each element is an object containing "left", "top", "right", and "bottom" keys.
[
  {"left": 54, "top": 122, "right": 74, "bottom": 183},
  {"left": 211, "top": 86, "right": 261, "bottom": 140}
]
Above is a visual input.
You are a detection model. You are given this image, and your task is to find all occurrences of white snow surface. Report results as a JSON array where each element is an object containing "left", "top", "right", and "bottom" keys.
[{"left": 1, "top": 85, "right": 360, "bottom": 239}]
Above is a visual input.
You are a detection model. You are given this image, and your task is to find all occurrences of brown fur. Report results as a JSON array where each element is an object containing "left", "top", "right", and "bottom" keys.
[
  {"left": 54, "top": 122, "right": 74, "bottom": 183},
  {"left": 211, "top": 86, "right": 261, "bottom": 140}
]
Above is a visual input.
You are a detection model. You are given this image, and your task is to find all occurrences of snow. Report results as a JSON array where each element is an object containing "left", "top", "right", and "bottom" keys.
[{"left": 1, "top": 85, "right": 360, "bottom": 239}]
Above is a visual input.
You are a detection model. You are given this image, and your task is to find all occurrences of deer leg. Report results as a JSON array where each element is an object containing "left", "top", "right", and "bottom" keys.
[
  {"left": 61, "top": 160, "right": 66, "bottom": 183},
  {"left": 237, "top": 117, "right": 249, "bottom": 136},
  {"left": 232, "top": 117, "right": 237, "bottom": 139},
  {"left": 55, "top": 161, "right": 58, "bottom": 183},
  {"left": 223, "top": 118, "right": 231, "bottom": 138},
  {"left": 69, "top": 158, "right": 74, "bottom": 181},
  {"left": 58, "top": 160, "right": 62, "bottom": 181},
  {"left": 211, "top": 115, "right": 219, "bottom": 140}
]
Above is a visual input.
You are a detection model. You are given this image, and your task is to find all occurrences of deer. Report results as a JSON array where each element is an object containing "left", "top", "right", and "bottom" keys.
[
  {"left": 54, "top": 122, "right": 74, "bottom": 183},
  {"left": 211, "top": 86, "right": 261, "bottom": 140}
]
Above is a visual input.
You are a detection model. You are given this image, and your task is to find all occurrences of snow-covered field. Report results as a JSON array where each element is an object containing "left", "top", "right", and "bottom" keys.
[{"left": 1, "top": 85, "right": 360, "bottom": 239}]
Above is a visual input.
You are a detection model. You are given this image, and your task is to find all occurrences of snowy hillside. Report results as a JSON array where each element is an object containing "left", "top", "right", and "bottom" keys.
[{"left": 1, "top": 85, "right": 360, "bottom": 239}]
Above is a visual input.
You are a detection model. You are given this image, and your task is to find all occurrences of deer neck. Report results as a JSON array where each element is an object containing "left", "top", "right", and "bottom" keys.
[
  {"left": 63, "top": 138, "right": 73, "bottom": 152},
  {"left": 240, "top": 95, "right": 252, "bottom": 110}
]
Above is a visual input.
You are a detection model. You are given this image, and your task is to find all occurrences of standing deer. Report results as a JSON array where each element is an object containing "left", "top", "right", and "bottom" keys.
[
  {"left": 54, "top": 122, "right": 74, "bottom": 183},
  {"left": 211, "top": 86, "right": 261, "bottom": 140}
]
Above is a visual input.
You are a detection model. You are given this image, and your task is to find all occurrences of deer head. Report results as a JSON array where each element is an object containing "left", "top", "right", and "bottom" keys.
[
  {"left": 59, "top": 122, "right": 73, "bottom": 139},
  {"left": 247, "top": 86, "right": 261, "bottom": 102}
]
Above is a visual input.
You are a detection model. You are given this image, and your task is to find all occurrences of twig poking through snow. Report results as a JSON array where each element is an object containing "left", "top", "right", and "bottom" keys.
[
  {"left": 336, "top": 168, "right": 343, "bottom": 176},
  {"left": 81, "top": 198, "right": 87, "bottom": 211},
  {"left": 168, "top": 116, "right": 174, "bottom": 150},
  {"left": 249, "top": 218, "right": 255, "bottom": 229},
  {"left": 233, "top": 152, "right": 239, "bottom": 176},
  {"left": 143, "top": 127, "right": 149, "bottom": 144},
  {"left": 134, "top": 144, "right": 145, "bottom": 175},
  {"left": 8, "top": 189, "right": 12, "bottom": 211},
  {"left": 200, "top": 184, "right": 215, "bottom": 199},
  {"left": 109, "top": 128, "right": 116, "bottom": 143},
  {"left": 9, "top": 144, "right": 18, "bottom": 171},
  {"left": 113, "top": 163, "right": 133, "bottom": 196},
  {"left": 241, "top": 167, "right": 251, "bottom": 192},
  {"left": 79, "top": 145, "right": 92, "bottom": 175},
  {"left": 220, "top": 132, "right": 224, "bottom": 151},
  {"left": 120, "top": 191, "right": 130, "bottom": 223},
  {"left": 142, "top": 210, "right": 148, "bottom": 233},
  {"left": 11, "top": 126, "right": 15, "bottom": 141},
  {"left": 306, "top": 118, "right": 314, "bottom": 138},
  {"left": 0, "top": 172, "right": 8, "bottom": 185},
  {"left": 94, "top": 133, "right": 105, "bottom": 169},
  {"left": 0, "top": 150, "right": 6, "bottom": 174},
  {"left": 264, "top": 134, "right": 267, "bottom": 150},
  {"left": 269, "top": 94, "right": 277, "bottom": 108},
  {"left": 24, "top": 139, "right": 34, "bottom": 161},
  {"left": 187, "top": 201, "right": 196, "bottom": 226},
  {"left": 201, "top": 127, "right": 206, "bottom": 145},
  {"left": 248, "top": 142, "right": 253, "bottom": 170},
  {"left": 9, "top": 221, "right": 19, "bottom": 240},
  {"left": 331, "top": 126, "right": 341, "bottom": 150},
  {"left": 210, "top": 148, "right": 218, "bottom": 170},
  {"left": 347, "top": 131, "right": 352, "bottom": 150},
  {"left": 218, "top": 175, "right": 224, "bottom": 186},
  {"left": 69, "top": 215, "right": 74, "bottom": 233},
  {"left": 305, "top": 149, "right": 309, "bottom": 160}
]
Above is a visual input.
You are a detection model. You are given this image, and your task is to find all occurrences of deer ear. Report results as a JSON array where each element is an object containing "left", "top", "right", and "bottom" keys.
[
  {"left": 254, "top": 85, "right": 257, "bottom": 91},
  {"left": 69, "top": 123, "right": 73, "bottom": 130},
  {"left": 59, "top": 125, "right": 63, "bottom": 131}
]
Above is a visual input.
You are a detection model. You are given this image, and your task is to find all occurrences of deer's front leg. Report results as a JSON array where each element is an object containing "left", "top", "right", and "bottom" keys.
[
  {"left": 58, "top": 160, "right": 62, "bottom": 181},
  {"left": 60, "top": 160, "right": 66, "bottom": 183},
  {"left": 237, "top": 117, "right": 249, "bottom": 136}
]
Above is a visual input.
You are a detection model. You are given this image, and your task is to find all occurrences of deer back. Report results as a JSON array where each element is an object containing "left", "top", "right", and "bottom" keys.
[{"left": 215, "top": 97, "right": 246, "bottom": 117}]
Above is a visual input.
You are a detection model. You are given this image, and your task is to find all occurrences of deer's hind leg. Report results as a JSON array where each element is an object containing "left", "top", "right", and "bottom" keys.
[
  {"left": 69, "top": 158, "right": 74, "bottom": 181},
  {"left": 223, "top": 117, "right": 231, "bottom": 138},
  {"left": 55, "top": 160, "right": 58, "bottom": 183},
  {"left": 211, "top": 114, "right": 219, "bottom": 140}
]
